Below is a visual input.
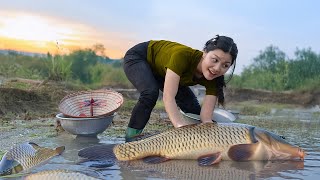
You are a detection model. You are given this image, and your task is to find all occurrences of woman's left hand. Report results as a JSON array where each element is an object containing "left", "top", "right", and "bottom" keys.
[{"left": 201, "top": 120, "right": 213, "bottom": 124}]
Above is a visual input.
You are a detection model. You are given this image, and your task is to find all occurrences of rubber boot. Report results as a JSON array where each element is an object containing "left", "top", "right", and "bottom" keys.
[{"left": 125, "top": 127, "right": 143, "bottom": 142}]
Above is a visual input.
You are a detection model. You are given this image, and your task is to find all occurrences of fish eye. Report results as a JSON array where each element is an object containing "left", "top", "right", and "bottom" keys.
[{"left": 280, "top": 135, "right": 286, "bottom": 139}]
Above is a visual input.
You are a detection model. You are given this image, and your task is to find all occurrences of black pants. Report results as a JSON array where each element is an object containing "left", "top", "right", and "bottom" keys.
[{"left": 123, "top": 41, "right": 201, "bottom": 130}]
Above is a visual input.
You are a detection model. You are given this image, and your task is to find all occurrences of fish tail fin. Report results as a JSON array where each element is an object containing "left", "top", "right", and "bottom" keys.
[
  {"left": 55, "top": 146, "right": 65, "bottom": 155},
  {"left": 78, "top": 144, "right": 116, "bottom": 161}
]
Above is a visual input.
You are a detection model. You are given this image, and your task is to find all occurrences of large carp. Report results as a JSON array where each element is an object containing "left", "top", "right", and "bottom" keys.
[
  {"left": 0, "top": 142, "right": 65, "bottom": 176},
  {"left": 78, "top": 123, "right": 305, "bottom": 166}
]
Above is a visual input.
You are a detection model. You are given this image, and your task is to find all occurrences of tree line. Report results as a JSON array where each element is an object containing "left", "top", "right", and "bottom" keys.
[
  {"left": 229, "top": 46, "right": 320, "bottom": 91},
  {"left": 0, "top": 44, "right": 319, "bottom": 91},
  {"left": 0, "top": 45, "right": 131, "bottom": 88}
]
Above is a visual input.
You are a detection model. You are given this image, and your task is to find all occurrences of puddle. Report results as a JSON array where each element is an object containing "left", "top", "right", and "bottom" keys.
[{"left": 1, "top": 108, "right": 320, "bottom": 179}]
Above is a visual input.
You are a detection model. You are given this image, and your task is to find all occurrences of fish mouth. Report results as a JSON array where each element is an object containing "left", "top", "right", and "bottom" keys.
[
  {"left": 286, "top": 148, "right": 305, "bottom": 161},
  {"left": 0, "top": 169, "right": 12, "bottom": 176},
  {"left": 0, "top": 158, "right": 23, "bottom": 176},
  {"left": 298, "top": 148, "right": 305, "bottom": 160}
]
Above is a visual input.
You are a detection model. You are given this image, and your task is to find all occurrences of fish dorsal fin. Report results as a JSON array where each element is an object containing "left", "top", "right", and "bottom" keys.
[
  {"left": 28, "top": 142, "right": 45, "bottom": 153},
  {"left": 28, "top": 142, "right": 40, "bottom": 150},
  {"left": 198, "top": 152, "right": 222, "bottom": 166},
  {"left": 249, "top": 127, "right": 258, "bottom": 143},
  {"left": 228, "top": 143, "right": 260, "bottom": 161},
  {"left": 55, "top": 146, "right": 65, "bottom": 155},
  {"left": 143, "top": 156, "right": 170, "bottom": 164}
]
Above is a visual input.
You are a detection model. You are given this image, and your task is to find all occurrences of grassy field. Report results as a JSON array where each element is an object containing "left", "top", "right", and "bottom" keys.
[{"left": 0, "top": 78, "right": 318, "bottom": 122}]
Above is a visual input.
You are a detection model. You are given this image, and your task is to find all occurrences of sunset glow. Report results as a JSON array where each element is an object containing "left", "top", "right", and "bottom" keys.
[
  {"left": 0, "top": 15, "right": 73, "bottom": 41},
  {"left": 0, "top": 12, "right": 129, "bottom": 58}
]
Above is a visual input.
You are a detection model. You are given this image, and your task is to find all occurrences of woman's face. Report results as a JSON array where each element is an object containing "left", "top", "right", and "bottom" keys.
[{"left": 201, "top": 49, "right": 233, "bottom": 80}]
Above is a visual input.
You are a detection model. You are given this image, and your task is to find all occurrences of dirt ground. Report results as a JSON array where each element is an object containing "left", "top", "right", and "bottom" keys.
[
  {"left": 0, "top": 78, "right": 319, "bottom": 120},
  {"left": 225, "top": 88, "right": 320, "bottom": 107},
  {"left": 0, "top": 78, "right": 319, "bottom": 155},
  {"left": 0, "top": 79, "right": 78, "bottom": 119}
]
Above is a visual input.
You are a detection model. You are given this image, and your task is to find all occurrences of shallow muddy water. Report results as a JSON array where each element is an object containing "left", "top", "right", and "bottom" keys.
[{"left": 1, "top": 108, "right": 320, "bottom": 180}]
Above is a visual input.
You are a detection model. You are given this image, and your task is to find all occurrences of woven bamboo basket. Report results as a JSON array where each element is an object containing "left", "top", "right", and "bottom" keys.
[{"left": 59, "top": 90, "right": 123, "bottom": 118}]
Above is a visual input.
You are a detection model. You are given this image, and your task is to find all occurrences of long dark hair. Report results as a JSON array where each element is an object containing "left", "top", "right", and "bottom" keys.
[{"left": 203, "top": 35, "right": 238, "bottom": 106}]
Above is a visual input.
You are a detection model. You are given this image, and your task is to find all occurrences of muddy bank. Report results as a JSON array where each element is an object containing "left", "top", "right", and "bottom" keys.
[
  {"left": 0, "top": 80, "right": 76, "bottom": 119},
  {"left": 225, "top": 88, "right": 320, "bottom": 107},
  {"left": 116, "top": 86, "right": 320, "bottom": 107},
  {"left": 0, "top": 110, "right": 170, "bottom": 153},
  {"left": 0, "top": 80, "right": 319, "bottom": 120},
  {"left": 0, "top": 118, "right": 58, "bottom": 152},
  {"left": 0, "top": 80, "right": 319, "bottom": 156}
]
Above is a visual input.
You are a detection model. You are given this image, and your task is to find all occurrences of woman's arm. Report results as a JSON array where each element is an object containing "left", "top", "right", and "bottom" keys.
[
  {"left": 200, "top": 95, "right": 217, "bottom": 123},
  {"left": 163, "top": 69, "right": 193, "bottom": 128}
]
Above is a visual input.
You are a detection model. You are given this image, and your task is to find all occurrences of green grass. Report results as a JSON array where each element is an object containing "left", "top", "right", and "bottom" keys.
[
  {"left": 121, "top": 99, "right": 165, "bottom": 111},
  {"left": 102, "top": 127, "right": 125, "bottom": 137},
  {"left": 0, "top": 112, "right": 17, "bottom": 121},
  {"left": 0, "top": 150, "right": 4, "bottom": 159},
  {"left": 154, "top": 100, "right": 165, "bottom": 110},
  {"left": 121, "top": 98, "right": 299, "bottom": 117},
  {"left": 120, "top": 98, "right": 137, "bottom": 112},
  {"left": 2, "top": 81, "right": 33, "bottom": 90},
  {"left": 312, "top": 112, "right": 320, "bottom": 119},
  {"left": 228, "top": 101, "right": 298, "bottom": 116}
]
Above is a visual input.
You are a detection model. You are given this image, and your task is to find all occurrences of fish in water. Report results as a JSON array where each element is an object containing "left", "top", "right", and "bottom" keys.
[
  {"left": 78, "top": 123, "right": 305, "bottom": 166},
  {"left": 0, "top": 142, "right": 65, "bottom": 176},
  {"left": 24, "top": 170, "right": 101, "bottom": 180}
]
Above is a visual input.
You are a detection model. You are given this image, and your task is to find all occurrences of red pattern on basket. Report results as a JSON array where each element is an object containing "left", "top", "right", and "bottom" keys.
[
  {"left": 79, "top": 98, "right": 108, "bottom": 116},
  {"left": 79, "top": 98, "right": 108, "bottom": 108},
  {"left": 59, "top": 90, "right": 123, "bottom": 118}
]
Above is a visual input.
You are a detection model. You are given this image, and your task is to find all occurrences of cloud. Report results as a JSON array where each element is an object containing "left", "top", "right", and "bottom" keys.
[{"left": 1, "top": 0, "right": 319, "bottom": 72}]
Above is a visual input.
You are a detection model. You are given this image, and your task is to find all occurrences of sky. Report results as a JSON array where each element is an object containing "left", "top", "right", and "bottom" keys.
[{"left": 0, "top": 0, "right": 319, "bottom": 74}]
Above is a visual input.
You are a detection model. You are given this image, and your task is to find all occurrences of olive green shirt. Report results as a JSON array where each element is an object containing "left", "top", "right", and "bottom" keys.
[{"left": 147, "top": 40, "right": 217, "bottom": 95}]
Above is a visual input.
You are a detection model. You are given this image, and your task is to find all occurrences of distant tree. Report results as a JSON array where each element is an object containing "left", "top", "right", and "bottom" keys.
[
  {"left": 286, "top": 48, "right": 320, "bottom": 89},
  {"left": 112, "top": 60, "right": 123, "bottom": 68},
  {"left": 47, "top": 52, "right": 52, "bottom": 59},
  {"left": 236, "top": 45, "right": 289, "bottom": 91},
  {"left": 66, "top": 49, "right": 99, "bottom": 83},
  {"left": 252, "top": 45, "right": 287, "bottom": 73},
  {"left": 92, "top": 43, "right": 106, "bottom": 56},
  {"left": 8, "top": 50, "right": 19, "bottom": 56}
]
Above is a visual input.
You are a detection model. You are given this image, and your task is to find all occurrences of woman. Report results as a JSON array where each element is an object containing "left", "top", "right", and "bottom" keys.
[{"left": 123, "top": 35, "right": 238, "bottom": 141}]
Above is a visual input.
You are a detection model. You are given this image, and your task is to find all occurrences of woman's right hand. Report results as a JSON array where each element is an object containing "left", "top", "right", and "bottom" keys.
[{"left": 173, "top": 114, "right": 200, "bottom": 128}]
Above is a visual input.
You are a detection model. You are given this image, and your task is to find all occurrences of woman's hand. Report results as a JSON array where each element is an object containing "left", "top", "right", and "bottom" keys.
[
  {"left": 200, "top": 95, "right": 217, "bottom": 123},
  {"left": 163, "top": 69, "right": 195, "bottom": 128},
  {"left": 175, "top": 114, "right": 200, "bottom": 128},
  {"left": 201, "top": 120, "right": 213, "bottom": 124}
]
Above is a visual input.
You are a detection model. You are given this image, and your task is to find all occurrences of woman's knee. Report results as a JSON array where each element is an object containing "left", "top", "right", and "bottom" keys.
[{"left": 140, "top": 88, "right": 159, "bottom": 105}]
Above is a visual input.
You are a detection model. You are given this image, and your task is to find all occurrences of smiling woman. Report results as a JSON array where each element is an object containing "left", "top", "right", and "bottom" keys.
[{"left": 122, "top": 36, "right": 238, "bottom": 142}]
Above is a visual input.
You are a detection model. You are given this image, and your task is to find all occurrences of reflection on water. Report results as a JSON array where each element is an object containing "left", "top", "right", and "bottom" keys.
[
  {"left": 1, "top": 108, "right": 319, "bottom": 180},
  {"left": 91, "top": 159, "right": 305, "bottom": 180}
]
